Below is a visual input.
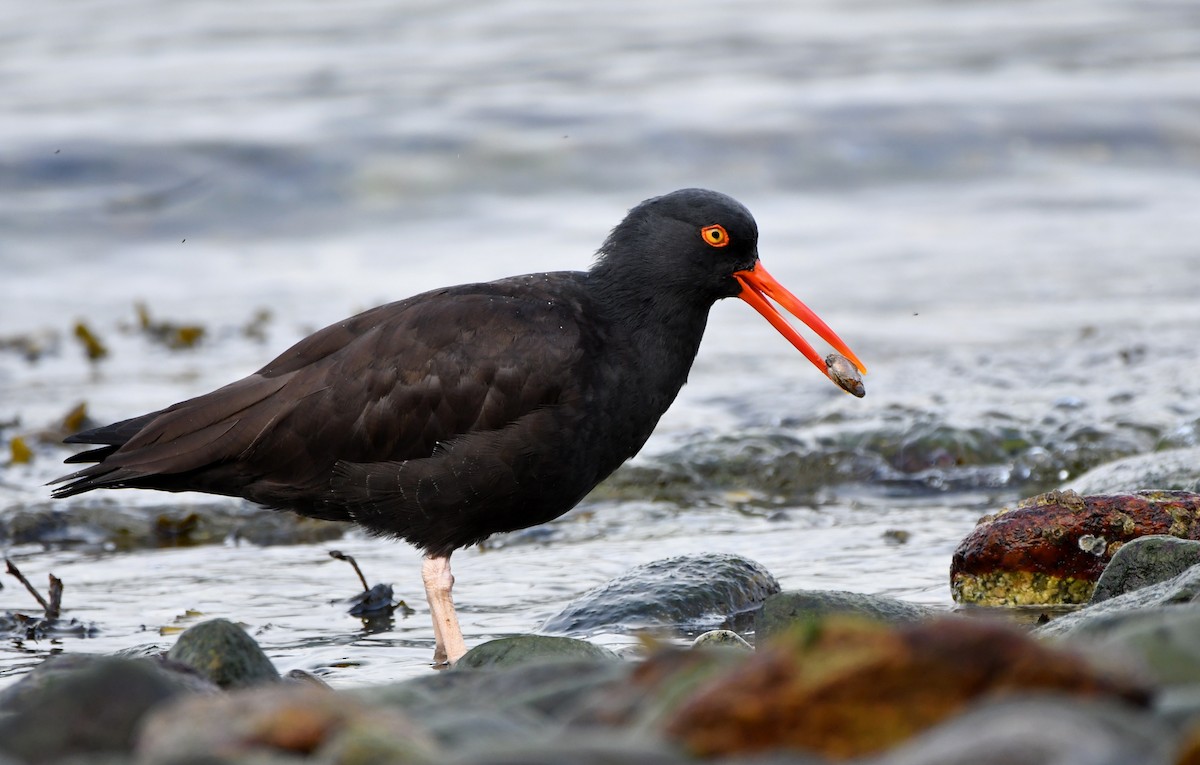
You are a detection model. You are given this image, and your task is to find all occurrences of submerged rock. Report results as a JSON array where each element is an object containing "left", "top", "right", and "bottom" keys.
[
  {"left": 587, "top": 432, "right": 883, "bottom": 507},
  {"left": 0, "top": 655, "right": 212, "bottom": 764},
  {"left": 660, "top": 616, "right": 1149, "bottom": 760},
  {"left": 456, "top": 636, "right": 618, "bottom": 669},
  {"left": 586, "top": 416, "right": 1153, "bottom": 504},
  {"left": 167, "top": 617, "right": 280, "bottom": 688},
  {"left": 1091, "top": 535, "right": 1200, "bottom": 603},
  {"left": 0, "top": 497, "right": 346, "bottom": 550},
  {"left": 756, "top": 589, "right": 937, "bottom": 640},
  {"left": 950, "top": 489, "right": 1200, "bottom": 606},
  {"left": 541, "top": 553, "right": 780, "bottom": 636}
]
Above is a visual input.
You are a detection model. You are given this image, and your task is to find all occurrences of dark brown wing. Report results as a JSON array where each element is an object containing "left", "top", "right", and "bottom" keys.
[{"left": 51, "top": 276, "right": 600, "bottom": 551}]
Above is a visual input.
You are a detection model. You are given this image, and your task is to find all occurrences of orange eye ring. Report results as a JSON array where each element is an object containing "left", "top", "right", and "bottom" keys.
[{"left": 700, "top": 224, "right": 730, "bottom": 248}]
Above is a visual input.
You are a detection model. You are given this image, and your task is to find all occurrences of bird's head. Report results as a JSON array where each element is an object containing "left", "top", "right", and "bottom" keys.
[{"left": 596, "top": 188, "right": 866, "bottom": 389}]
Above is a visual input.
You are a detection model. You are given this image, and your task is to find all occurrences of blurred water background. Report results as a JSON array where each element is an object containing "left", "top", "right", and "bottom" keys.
[{"left": 2, "top": 0, "right": 1199, "bottom": 686}]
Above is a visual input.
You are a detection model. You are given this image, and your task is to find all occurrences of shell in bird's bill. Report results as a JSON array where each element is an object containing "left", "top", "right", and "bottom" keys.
[{"left": 825, "top": 353, "right": 865, "bottom": 398}]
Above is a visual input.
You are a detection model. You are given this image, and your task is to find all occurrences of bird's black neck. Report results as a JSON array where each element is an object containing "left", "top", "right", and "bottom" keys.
[{"left": 584, "top": 266, "right": 714, "bottom": 411}]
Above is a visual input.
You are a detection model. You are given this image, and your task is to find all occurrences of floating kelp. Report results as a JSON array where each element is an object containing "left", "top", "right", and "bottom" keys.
[
  {"left": 241, "top": 307, "right": 273, "bottom": 342},
  {"left": 2, "top": 559, "right": 97, "bottom": 641},
  {"left": 0, "top": 329, "right": 60, "bottom": 362},
  {"left": 133, "top": 302, "right": 205, "bottom": 349},
  {"left": 8, "top": 436, "right": 32, "bottom": 465},
  {"left": 329, "top": 550, "right": 411, "bottom": 630},
  {"left": 2, "top": 403, "right": 92, "bottom": 468},
  {"left": 72, "top": 320, "right": 108, "bottom": 361}
]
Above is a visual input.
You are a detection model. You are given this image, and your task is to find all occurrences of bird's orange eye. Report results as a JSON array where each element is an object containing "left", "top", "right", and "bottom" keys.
[{"left": 700, "top": 224, "right": 730, "bottom": 248}]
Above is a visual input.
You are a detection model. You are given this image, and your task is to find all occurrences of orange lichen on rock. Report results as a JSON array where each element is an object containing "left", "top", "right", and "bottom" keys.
[
  {"left": 662, "top": 616, "right": 1148, "bottom": 760},
  {"left": 951, "top": 489, "right": 1200, "bottom": 606}
]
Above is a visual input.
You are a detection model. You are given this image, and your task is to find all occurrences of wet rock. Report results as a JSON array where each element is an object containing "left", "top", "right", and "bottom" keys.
[
  {"left": 1066, "top": 447, "right": 1200, "bottom": 496},
  {"left": 414, "top": 707, "right": 546, "bottom": 756},
  {"left": 352, "top": 671, "right": 542, "bottom": 754},
  {"left": 660, "top": 616, "right": 1148, "bottom": 760},
  {"left": 287, "top": 668, "right": 333, "bottom": 688},
  {"left": 756, "top": 589, "right": 937, "bottom": 640},
  {"left": 1036, "top": 565, "right": 1200, "bottom": 690},
  {"left": 1091, "top": 535, "right": 1200, "bottom": 603},
  {"left": 0, "top": 497, "right": 346, "bottom": 550},
  {"left": 1034, "top": 565, "right": 1200, "bottom": 640},
  {"left": 443, "top": 734, "right": 697, "bottom": 765},
  {"left": 1079, "top": 609, "right": 1200, "bottom": 688},
  {"left": 951, "top": 489, "right": 1200, "bottom": 606},
  {"left": 588, "top": 432, "right": 883, "bottom": 506},
  {"left": 0, "top": 655, "right": 211, "bottom": 764},
  {"left": 138, "top": 683, "right": 437, "bottom": 763},
  {"left": 456, "top": 635, "right": 618, "bottom": 669},
  {"left": 356, "top": 658, "right": 632, "bottom": 755},
  {"left": 862, "top": 697, "right": 1173, "bottom": 765},
  {"left": 167, "top": 617, "right": 280, "bottom": 688},
  {"left": 567, "top": 647, "right": 746, "bottom": 730},
  {"left": 541, "top": 553, "right": 780, "bottom": 635},
  {"left": 690, "top": 629, "right": 752, "bottom": 651}
]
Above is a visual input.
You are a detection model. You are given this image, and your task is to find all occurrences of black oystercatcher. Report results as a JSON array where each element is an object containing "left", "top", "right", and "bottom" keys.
[{"left": 52, "top": 189, "right": 865, "bottom": 665}]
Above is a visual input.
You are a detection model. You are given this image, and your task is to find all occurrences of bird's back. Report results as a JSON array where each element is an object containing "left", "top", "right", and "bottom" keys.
[{"left": 54, "top": 273, "right": 631, "bottom": 553}]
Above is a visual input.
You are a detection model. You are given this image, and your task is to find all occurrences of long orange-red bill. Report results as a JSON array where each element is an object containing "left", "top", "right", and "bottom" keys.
[{"left": 734, "top": 262, "right": 867, "bottom": 387}]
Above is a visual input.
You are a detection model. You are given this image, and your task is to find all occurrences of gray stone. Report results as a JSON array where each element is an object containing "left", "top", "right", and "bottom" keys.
[
  {"left": 755, "top": 589, "right": 937, "bottom": 640},
  {"left": 862, "top": 697, "right": 1173, "bottom": 765},
  {"left": 417, "top": 707, "right": 545, "bottom": 754},
  {"left": 0, "top": 655, "right": 207, "bottom": 764},
  {"left": 167, "top": 617, "right": 280, "bottom": 688},
  {"left": 1091, "top": 535, "right": 1200, "bottom": 603},
  {"left": 456, "top": 635, "right": 618, "bottom": 670},
  {"left": 445, "top": 733, "right": 697, "bottom": 765},
  {"left": 1065, "top": 447, "right": 1200, "bottom": 496},
  {"left": 1057, "top": 608, "right": 1200, "bottom": 689},
  {"left": 359, "top": 658, "right": 631, "bottom": 726},
  {"left": 542, "top": 553, "right": 780, "bottom": 635},
  {"left": 1154, "top": 684, "right": 1200, "bottom": 730},
  {"left": 138, "top": 683, "right": 436, "bottom": 763},
  {"left": 1035, "top": 564, "right": 1200, "bottom": 640},
  {"left": 690, "top": 629, "right": 752, "bottom": 651}
]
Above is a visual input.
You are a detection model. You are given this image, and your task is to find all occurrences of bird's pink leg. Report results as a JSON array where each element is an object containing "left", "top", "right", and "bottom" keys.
[{"left": 421, "top": 554, "right": 468, "bottom": 666}]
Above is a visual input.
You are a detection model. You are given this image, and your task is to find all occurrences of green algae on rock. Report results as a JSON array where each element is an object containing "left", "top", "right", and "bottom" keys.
[
  {"left": 167, "top": 618, "right": 280, "bottom": 689},
  {"left": 456, "top": 636, "right": 618, "bottom": 670},
  {"left": 951, "top": 489, "right": 1200, "bottom": 606}
]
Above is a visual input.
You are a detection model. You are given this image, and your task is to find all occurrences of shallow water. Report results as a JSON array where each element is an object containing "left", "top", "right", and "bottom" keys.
[{"left": 2, "top": 0, "right": 1200, "bottom": 687}]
